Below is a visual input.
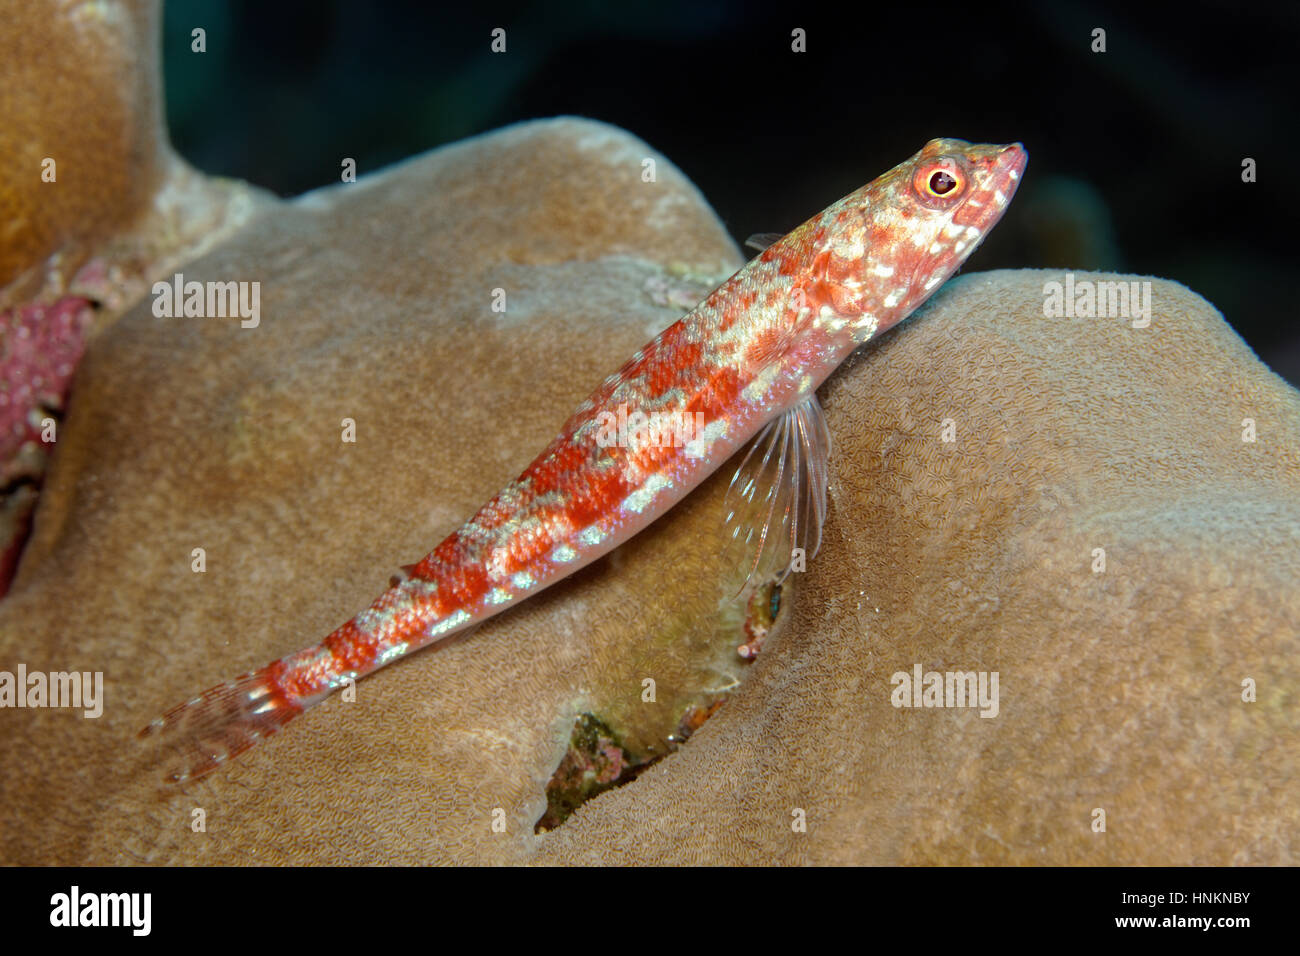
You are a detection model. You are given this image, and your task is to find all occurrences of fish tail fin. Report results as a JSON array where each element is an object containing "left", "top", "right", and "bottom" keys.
[{"left": 138, "top": 665, "right": 304, "bottom": 784}]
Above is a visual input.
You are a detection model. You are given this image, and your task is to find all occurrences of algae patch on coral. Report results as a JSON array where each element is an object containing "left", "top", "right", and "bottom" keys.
[{"left": 536, "top": 577, "right": 789, "bottom": 832}]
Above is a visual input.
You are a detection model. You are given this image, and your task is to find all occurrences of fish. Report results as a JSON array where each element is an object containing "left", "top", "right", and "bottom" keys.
[{"left": 141, "top": 137, "right": 1027, "bottom": 783}]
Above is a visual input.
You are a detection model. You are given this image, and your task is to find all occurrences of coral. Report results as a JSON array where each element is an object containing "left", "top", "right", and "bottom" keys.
[
  {"left": 0, "top": 0, "right": 165, "bottom": 292},
  {"left": 0, "top": 295, "right": 96, "bottom": 595},
  {"left": 538, "top": 714, "right": 633, "bottom": 833},
  {"left": 0, "top": 296, "right": 95, "bottom": 484},
  {"left": 0, "top": 0, "right": 271, "bottom": 596}
]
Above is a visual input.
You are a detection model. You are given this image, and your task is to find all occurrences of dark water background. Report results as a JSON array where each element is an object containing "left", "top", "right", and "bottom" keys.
[{"left": 161, "top": 0, "right": 1298, "bottom": 385}]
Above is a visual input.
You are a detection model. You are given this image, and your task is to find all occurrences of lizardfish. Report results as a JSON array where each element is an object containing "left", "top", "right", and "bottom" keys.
[{"left": 142, "top": 138, "right": 1026, "bottom": 782}]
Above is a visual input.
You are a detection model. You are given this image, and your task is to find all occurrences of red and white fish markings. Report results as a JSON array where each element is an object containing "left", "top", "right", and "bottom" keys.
[{"left": 143, "top": 138, "right": 1026, "bottom": 782}]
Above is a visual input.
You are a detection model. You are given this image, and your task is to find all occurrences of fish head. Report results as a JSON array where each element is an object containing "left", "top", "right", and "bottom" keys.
[{"left": 811, "top": 138, "right": 1027, "bottom": 345}]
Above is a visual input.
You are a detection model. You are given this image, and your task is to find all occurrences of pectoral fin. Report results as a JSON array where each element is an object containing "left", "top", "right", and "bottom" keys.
[{"left": 722, "top": 394, "right": 831, "bottom": 597}]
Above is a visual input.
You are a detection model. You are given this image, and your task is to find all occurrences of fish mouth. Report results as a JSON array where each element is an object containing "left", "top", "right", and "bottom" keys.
[
  {"left": 981, "top": 141, "right": 1028, "bottom": 208},
  {"left": 946, "top": 141, "right": 1027, "bottom": 242},
  {"left": 993, "top": 141, "right": 1028, "bottom": 195}
]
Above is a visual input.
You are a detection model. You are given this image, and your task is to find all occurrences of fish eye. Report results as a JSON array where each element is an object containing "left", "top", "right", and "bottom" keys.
[
  {"left": 913, "top": 160, "right": 966, "bottom": 203},
  {"left": 929, "top": 170, "right": 957, "bottom": 195}
]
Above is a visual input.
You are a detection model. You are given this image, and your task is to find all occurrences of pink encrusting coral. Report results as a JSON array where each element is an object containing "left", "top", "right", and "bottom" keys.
[
  {"left": 0, "top": 296, "right": 95, "bottom": 472},
  {"left": 0, "top": 294, "right": 96, "bottom": 592}
]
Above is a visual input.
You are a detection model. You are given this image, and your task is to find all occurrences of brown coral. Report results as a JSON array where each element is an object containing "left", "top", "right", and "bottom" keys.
[{"left": 0, "top": 0, "right": 165, "bottom": 291}]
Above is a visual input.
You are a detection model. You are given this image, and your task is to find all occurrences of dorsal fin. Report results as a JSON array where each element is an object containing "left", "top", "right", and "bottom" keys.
[
  {"left": 744, "top": 232, "right": 786, "bottom": 253},
  {"left": 388, "top": 563, "right": 419, "bottom": 588}
]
